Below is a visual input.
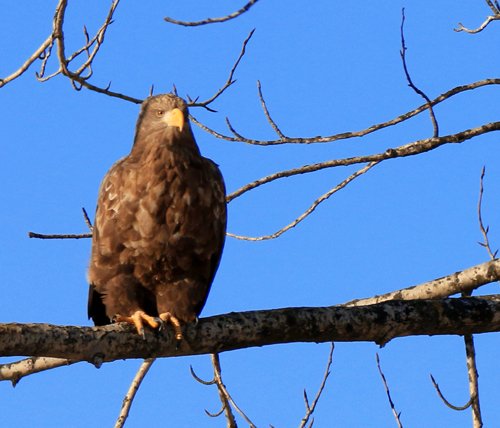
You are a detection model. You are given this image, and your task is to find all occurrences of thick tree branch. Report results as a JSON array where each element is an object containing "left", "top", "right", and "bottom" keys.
[{"left": 1, "top": 297, "right": 500, "bottom": 367}]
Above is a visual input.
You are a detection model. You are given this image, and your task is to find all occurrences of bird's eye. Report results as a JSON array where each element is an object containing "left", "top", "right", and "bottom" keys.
[{"left": 156, "top": 110, "right": 165, "bottom": 117}]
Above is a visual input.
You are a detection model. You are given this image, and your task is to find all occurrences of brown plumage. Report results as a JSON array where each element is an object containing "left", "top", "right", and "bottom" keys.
[{"left": 87, "top": 94, "right": 226, "bottom": 339}]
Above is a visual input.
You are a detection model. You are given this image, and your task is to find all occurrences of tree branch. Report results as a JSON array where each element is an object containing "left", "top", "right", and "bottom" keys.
[
  {"left": 1, "top": 297, "right": 500, "bottom": 366},
  {"left": 115, "top": 358, "right": 155, "bottom": 428},
  {"left": 0, "top": 357, "right": 76, "bottom": 386},
  {"left": 299, "top": 343, "right": 334, "bottom": 428},
  {"left": 164, "top": 0, "right": 259, "bottom": 27},
  {"left": 376, "top": 353, "right": 403, "bottom": 428},
  {"left": 227, "top": 121, "right": 500, "bottom": 202},
  {"left": 191, "top": 79, "right": 500, "bottom": 146},
  {"left": 343, "top": 259, "right": 500, "bottom": 306}
]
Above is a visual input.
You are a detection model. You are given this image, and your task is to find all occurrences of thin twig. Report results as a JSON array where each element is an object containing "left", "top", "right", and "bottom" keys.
[
  {"left": 115, "top": 358, "right": 156, "bottom": 428},
  {"left": 227, "top": 161, "right": 378, "bottom": 241},
  {"left": 0, "top": 35, "right": 54, "bottom": 87},
  {"left": 299, "top": 343, "right": 334, "bottom": 428},
  {"left": 190, "top": 361, "right": 238, "bottom": 427},
  {"left": 82, "top": 207, "right": 93, "bottom": 231},
  {"left": 189, "top": 29, "right": 255, "bottom": 111},
  {"left": 164, "top": 0, "right": 259, "bottom": 26},
  {"left": 256, "top": 80, "right": 287, "bottom": 139},
  {"left": 28, "top": 232, "right": 92, "bottom": 240},
  {"left": 211, "top": 354, "right": 240, "bottom": 428},
  {"left": 430, "top": 374, "right": 472, "bottom": 410},
  {"left": 400, "top": 8, "right": 439, "bottom": 137},
  {"left": 376, "top": 353, "right": 403, "bottom": 428},
  {"left": 477, "top": 167, "right": 498, "bottom": 259},
  {"left": 190, "top": 365, "right": 217, "bottom": 385}
]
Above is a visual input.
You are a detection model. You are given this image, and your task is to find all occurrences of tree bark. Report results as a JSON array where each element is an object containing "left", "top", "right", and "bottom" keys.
[{"left": 1, "top": 297, "right": 499, "bottom": 365}]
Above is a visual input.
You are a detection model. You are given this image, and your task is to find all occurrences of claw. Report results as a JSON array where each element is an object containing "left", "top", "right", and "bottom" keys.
[
  {"left": 159, "top": 311, "right": 183, "bottom": 341},
  {"left": 115, "top": 311, "right": 159, "bottom": 338}
]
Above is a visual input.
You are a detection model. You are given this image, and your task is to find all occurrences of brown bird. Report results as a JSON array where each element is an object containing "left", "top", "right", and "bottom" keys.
[{"left": 87, "top": 94, "right": 227, "bottom": 340}]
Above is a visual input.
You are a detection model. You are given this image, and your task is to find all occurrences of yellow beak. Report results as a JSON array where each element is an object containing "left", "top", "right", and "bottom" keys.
[{"left": 164, "top": 108, "right": 184, "bottom": 131}]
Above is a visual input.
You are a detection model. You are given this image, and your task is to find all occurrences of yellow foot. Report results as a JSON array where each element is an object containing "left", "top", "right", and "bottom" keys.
[
  {"left": 159, "top": 312, "right": 183, "bottom": 341},
  {"left": 115, "top": 311, "right": 159, "bottom": 337}
]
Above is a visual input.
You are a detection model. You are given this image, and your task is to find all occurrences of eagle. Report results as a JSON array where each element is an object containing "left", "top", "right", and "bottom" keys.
[{"left": 87, "top": 94, "right": 227, "bottom": 340}]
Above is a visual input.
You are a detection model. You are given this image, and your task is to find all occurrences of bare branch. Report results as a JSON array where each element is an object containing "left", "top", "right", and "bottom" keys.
[
  {"left": 164, "top": 0, "right": 259, "bottom": 27},
  {"left": 115, "top": 358, "right": 155, "bottom": 428},
  {"left": 228, "top": 161, "right": 379, "bottom": 241},
  {"left": 0, "top": 35, "right": 54, "bottom": 87},
  {"left": 82, "top": 207, "right": 93, "bottom": 231},
  {"left": 455, "top": 15, "right": 500, "bottom": 33},
  {"left": 430, "top": 374, "right": 472, "bottom": 411},
  {"left": 455, "top": 0, "right": 500, "bottom": 34},
  {"left": 227, "top": 121, "right": 500, "bottom": 202},
  {"left": 376, "top": 353, "right": 403, "bottom": 428},
  {"left": 190, "top": 365, "right": 217, "bottom": 385},
  {"left": 1, "top": 296, "right": 500, "bottom": 364},
  {"left": 0, "top": 357, "right": 74, "bottom": 386},
  {"left": 192, "top": 79, "right": 500, "bottom": 146},
  {"left": 28, "top": 231, "right": 92, "bottom": 240},
  {"left": 189, "top": 29, "right": 255, "bottom": 111},
  {"left": 463, "top": 334, "right": 483, "bottom": 428},
  {"left": 400, "top": 9, "right": 439, "bottom": 137},
  {"left": 52, "top": 0, "right": 141, "bottom": 104},
  {"left": 343, "top": 259, "right": 500, "bottom": 306},
  {"left": 477, "top": 167, "right": 498, "bottom": 259},
  {"left": 299, "top": 343, "right": 334, "bottom": 428},
  {"left": 485, "top": 0, "right": 500, "bottom": 14},
  {"left": 256, "top": 80, "right": 287, "bottom": 139},
  {"left": 211, "top": 353, "right": 253, "bottom": 427}
]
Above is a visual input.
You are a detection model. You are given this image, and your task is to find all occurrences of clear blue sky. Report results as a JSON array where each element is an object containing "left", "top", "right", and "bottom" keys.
[{"left": 1, "top": 2, "right": 499, "bottom": 427}]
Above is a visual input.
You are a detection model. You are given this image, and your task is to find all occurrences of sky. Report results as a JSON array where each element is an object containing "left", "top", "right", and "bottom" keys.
[{"left": 1, "top": 1, "right": 499, "bottom": 427}]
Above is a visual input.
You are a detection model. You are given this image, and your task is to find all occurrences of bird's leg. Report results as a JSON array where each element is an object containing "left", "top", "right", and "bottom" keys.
[
  {"left": 158, "top": 312, "right": 183, "bottom": 341},
  {"left": 115, "top": 311, "right": 159, "bottom": 338}
]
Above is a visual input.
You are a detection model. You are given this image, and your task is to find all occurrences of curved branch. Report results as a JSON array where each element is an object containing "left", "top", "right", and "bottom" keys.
[
  {"left": 430, "top": 374, "right": 472, "bottom": 411},
  {"left": 228, "top": 161, "right": 379, "bottom": 241},
  {"left": 455, "top": 15, "right": 500, "bottom": 33},
  {"left": 164, "top": 0, "right": 259, "bottom": 27}
]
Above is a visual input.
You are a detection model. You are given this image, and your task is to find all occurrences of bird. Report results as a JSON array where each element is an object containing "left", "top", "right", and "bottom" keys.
[{"left": 87, "top": 93, "right": 227, "bottom": 340}]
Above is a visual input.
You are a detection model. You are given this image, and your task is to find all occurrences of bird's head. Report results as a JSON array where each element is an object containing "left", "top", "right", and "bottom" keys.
[{"left": 134, "top": 94, "right": 194, "bottom": 146}]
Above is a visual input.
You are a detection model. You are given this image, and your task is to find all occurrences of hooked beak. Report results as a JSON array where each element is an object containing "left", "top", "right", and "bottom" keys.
[{"left": 163, "top": 108, "right": 184, "bottom": 131}]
